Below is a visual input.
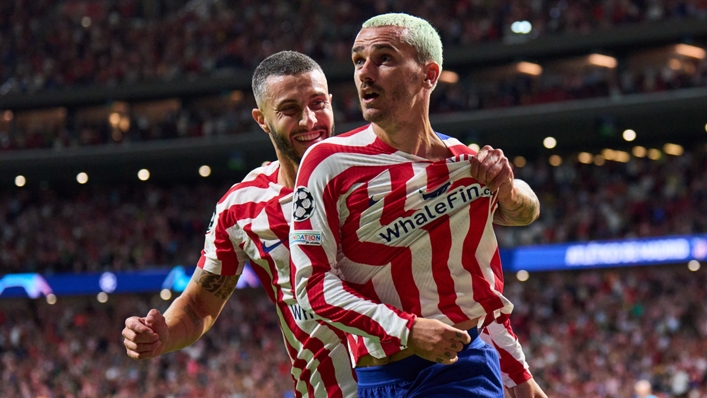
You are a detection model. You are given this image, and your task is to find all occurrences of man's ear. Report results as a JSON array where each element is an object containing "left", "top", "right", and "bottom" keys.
[
  {"left": 423, "top": 62, "right": 440, "bottom": 88},
  {"left": 252, "top": 108, "right": 270, "bottom": 133}
]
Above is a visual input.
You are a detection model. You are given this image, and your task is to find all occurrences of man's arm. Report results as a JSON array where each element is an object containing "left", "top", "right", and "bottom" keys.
[
  {"left": 493, "top": 179, "right": 540, "bottom": 226},
  {"left": 468, "top": 145, "right": 540, "bottom": 226},
  {"left": 122, "top": 268, "right": 239, "bottom": 359}
]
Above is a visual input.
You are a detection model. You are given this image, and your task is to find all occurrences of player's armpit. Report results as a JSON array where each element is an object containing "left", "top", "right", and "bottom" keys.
[{"left": 493, "top": 179, "right": 540, "bottom": 226}]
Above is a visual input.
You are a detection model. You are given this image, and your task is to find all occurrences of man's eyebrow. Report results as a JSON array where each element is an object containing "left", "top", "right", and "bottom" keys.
[
  {"left": 273, "top": 92, "right": 327, "bottom": 108},
  {"left": 352, "top": 44, "right": 397, "bottom": 54}
]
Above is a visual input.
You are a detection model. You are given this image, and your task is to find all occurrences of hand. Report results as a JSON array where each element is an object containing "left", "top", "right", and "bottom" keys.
[
  {"left": 506, "top": 378, "right": 548, "bottom": 398},
  {"left": 407, "top": 318, "right": 471, "bottom": 365},
  {"left": 122, "top": 309, "right": 169, "bottom": 359},
  {"left": 469, "top": 145, "right": 515, "bottom": 202}
]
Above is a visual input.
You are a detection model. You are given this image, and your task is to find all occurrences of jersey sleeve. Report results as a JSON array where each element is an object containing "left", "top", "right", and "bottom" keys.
[
  {"left": 289, "top": 146, "right": 415, "bottom": 359},
  {"left": 480, "top": 315, "right": 533, "bottom": 388},
  {"left": 197, "top": 205, "right": 250, "bottom": 276}
]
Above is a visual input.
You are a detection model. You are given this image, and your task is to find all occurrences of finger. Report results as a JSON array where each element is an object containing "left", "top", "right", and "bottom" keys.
[
  {"left": 476, "top": 146, "right": 491, "bottom": 163},
  {"left": 488, "top": 170, "right": 513, "bottom": 193},
  {"left": 433, "top": 352, "right": 458, "bottom": 365},
  {"left": 469, "top": 155, "right": 480, "bottom": 179},
  {"left": 485, "top": 161, "right": 512, "bottom": 190},
  {"left": 122, "top": 327, "right": 160, "bottom": 344},
  {"left": 125, "top": 338, "right": 162, "bottom": 354},
  {"left": 445, "top": 329, "right": 471, "bottom": 344},
  {"left": 446, "top": 340, "right": 464, "bottom": 353},
  {"left": 145, "top": 309, "right": 163, "bottom": 326}
]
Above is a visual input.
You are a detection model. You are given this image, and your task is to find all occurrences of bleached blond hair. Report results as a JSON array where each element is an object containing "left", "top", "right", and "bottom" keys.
[{"left": 362, "top": 13, "right": 443, "bottom": 69}]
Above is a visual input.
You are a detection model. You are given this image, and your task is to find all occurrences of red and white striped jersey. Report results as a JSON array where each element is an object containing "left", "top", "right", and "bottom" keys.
[
  {"left": 290, "top": 125, "right": 531, "bottom": 386},
  {"left": 198, "top": 161, "right": 356, "bottom": 398}
]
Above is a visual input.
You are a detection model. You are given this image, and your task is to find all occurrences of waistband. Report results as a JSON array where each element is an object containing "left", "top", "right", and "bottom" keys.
[{"left": 355, "top": 327, "right": 482, "bottom": 387}]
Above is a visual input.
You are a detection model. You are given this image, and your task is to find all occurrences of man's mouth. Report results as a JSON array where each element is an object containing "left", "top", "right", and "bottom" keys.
[
  {"left": 294, "top": 130, "right": 325, "bottom": 142},
  {"left": 361, "top": 89, "right": 380, "bottom": 102}
]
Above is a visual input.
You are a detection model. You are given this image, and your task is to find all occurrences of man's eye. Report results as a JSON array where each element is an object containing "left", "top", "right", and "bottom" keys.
[{"left": 311, "top": 100, "right": 326, "bottom": 109}]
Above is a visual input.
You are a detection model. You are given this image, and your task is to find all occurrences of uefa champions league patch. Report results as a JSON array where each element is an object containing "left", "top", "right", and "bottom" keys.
[{"left": 293, "top": 186, "right": 315, "bottom": 222}]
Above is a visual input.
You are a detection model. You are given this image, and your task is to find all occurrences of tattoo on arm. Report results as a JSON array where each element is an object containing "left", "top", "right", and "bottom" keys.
[
  {"left": 496, "top": 180, "right": 540, "bottom": 226},
  {"left": 182, "top": 304, "right": 203, "bottom": 326},
  {"left": 194, "top": 269, "right": 238, "bottom": 300}
]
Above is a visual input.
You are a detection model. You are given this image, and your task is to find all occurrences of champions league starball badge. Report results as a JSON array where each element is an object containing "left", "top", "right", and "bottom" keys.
[{"left": 293, "top": 186, "right": 315, "bottom": 222}]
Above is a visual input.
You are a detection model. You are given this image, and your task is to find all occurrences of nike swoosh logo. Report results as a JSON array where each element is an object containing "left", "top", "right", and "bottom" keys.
[
  {"left": 262, "top": 240, "right": 285, "bottom": 253},
  {"left": 420, "top": 182, "right": 451, "bottom": 200}
]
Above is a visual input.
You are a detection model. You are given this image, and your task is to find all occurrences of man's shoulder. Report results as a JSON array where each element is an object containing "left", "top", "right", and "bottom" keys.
[
  {"left": 302, "top": 124, "right": 376, "bottom": 162},
  {"left": 216, "top": 161, "right": 282, "bottom": 207},
  {"left": 436, "top": 132, "right": 475, "bottom": 155}
]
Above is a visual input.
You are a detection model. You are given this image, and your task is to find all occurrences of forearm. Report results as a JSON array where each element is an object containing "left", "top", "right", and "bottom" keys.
[
  {"left": 161, "top": 292, "right": 217, "bottom": 353},
  {"left": 494, "top": 179, "right": 540, "bottom": 226},
  {"left": 481, "top": 317, "right": 532, "bottom": 387},
  {"left": 294, "top": 264, "right": 414, "bottom": 358},
  {"left": 160, "top": 268, "right": 236, "bottom": 353}
]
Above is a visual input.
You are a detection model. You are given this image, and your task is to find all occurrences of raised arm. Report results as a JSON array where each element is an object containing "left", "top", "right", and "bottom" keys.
[
  {"left": 123, "top": 268, "right": 238, "bottom": 359},
  {"left": 468, "top": 145, "right": 540, "bottom": 226}
]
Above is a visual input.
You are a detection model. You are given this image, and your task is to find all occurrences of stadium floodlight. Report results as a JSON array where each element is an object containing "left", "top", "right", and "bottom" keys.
[
  {"left": 138, "top": 169, "right": 150, "bottom": 181},
  {"left": 76, "top": 172, "right": 89, "bottom": 184},
  {"left": 648, "top": 149, "right": 662, "bottom": 160},
  {"left": 511, "top": 21, "right": 532, "bottom": 34},
  {"left": 622, "top": 129, "right": 637, "bottom": 141},
  {"left": 467, "top": 143, "right": 480, "bottom": 152},
  {"left": 663, "top": 143, "right": 684, "bottom": 156},
  {"left": 517, "top": 62, "right": 542, "bottom": 76},
  {"left": 549, "top": 155, "right": 562, "bottom": 166},
  {"left": 588, "top": 54, "right": 617, "bottom": 68},
  {"left": 688, "top": 260, "right": 701, "bottom": 272},
  {"left": 543, "top": 137, "right": 557, "bottom": 149},
  {"left": 513, "top": 156, "right": 527, "bottom": 168},
  {"left": 15, "top": 175, "right": 26, "bottom": 187},
  {"left": 199, "top": 165, "right": 212, "bottom": 177},
  {"left": 439, "top": 70, "right": 459, "bottom": 84},
  {"left": 675, "top": 44, "right": 706, "bottom": 59},
  {"left": 632, "top": 146, "right": 647, "bottom": 158},
  {"left": 516, "top": 270, "right": 529, "bottom": 282},
  {"left": 578, "top": 152, "right": 593, "bottom": 164}
]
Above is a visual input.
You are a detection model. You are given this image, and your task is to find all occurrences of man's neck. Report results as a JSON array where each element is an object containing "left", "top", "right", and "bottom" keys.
[
  {"left": 371, "top": 115, "right": 450, "bottom": 160},
  {"left": 277, "top": 156, "right": 298, "bottom": 189}
]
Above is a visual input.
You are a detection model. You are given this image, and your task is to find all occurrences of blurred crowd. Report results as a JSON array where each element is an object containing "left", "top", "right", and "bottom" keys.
[
  {"left": 506, "top": 264, "right": 707, "bottom": 397},
  {"left": 0, "top": 289, "right": 294, "bottom": 398},
  {"left": 495, "top": 143, "right": 707, "bottom": 247},
  {"left": 2, "top": 0, "right": 706, "bottom": 93},
  {"left": 2, "top": 0, "right": 707, "bottom": 151},
  {"left": 2, "top": 53, "right": 707, "bottom": 151},
  {"left": 1, "top": 264, "right": 705, "bottom": 397},
  {"left": 0, "top": 182, "right": 229, "bottom": 274}
]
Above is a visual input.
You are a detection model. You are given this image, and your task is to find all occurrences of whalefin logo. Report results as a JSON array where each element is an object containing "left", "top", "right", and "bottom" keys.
[{"left": 419, "top": 182, "right": 451, "bottom": 200}]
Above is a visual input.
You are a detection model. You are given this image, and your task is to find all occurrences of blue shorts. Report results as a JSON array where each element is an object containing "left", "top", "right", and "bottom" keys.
[{"left": 355, "top": 328, "right": 504, "bottom": 398}]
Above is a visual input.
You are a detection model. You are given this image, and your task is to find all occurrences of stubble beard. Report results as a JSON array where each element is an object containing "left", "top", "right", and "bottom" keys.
[{"left": 268, "top": 121, "right": 334, "bottom": 165}]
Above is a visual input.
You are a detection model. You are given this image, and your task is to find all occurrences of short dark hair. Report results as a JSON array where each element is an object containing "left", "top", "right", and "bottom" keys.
[{"left": 252, "top": 51, "right": 324, "bottom": 108}]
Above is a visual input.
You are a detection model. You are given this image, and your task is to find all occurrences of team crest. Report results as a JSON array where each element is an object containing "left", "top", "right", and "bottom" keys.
[{"left": 293, "top": 186, "right": 315, "bottom": 222}]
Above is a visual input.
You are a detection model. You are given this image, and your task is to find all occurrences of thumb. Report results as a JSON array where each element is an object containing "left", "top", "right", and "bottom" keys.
[{"left": 145, "top": 309, "right": 167, "bottom": 335}]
